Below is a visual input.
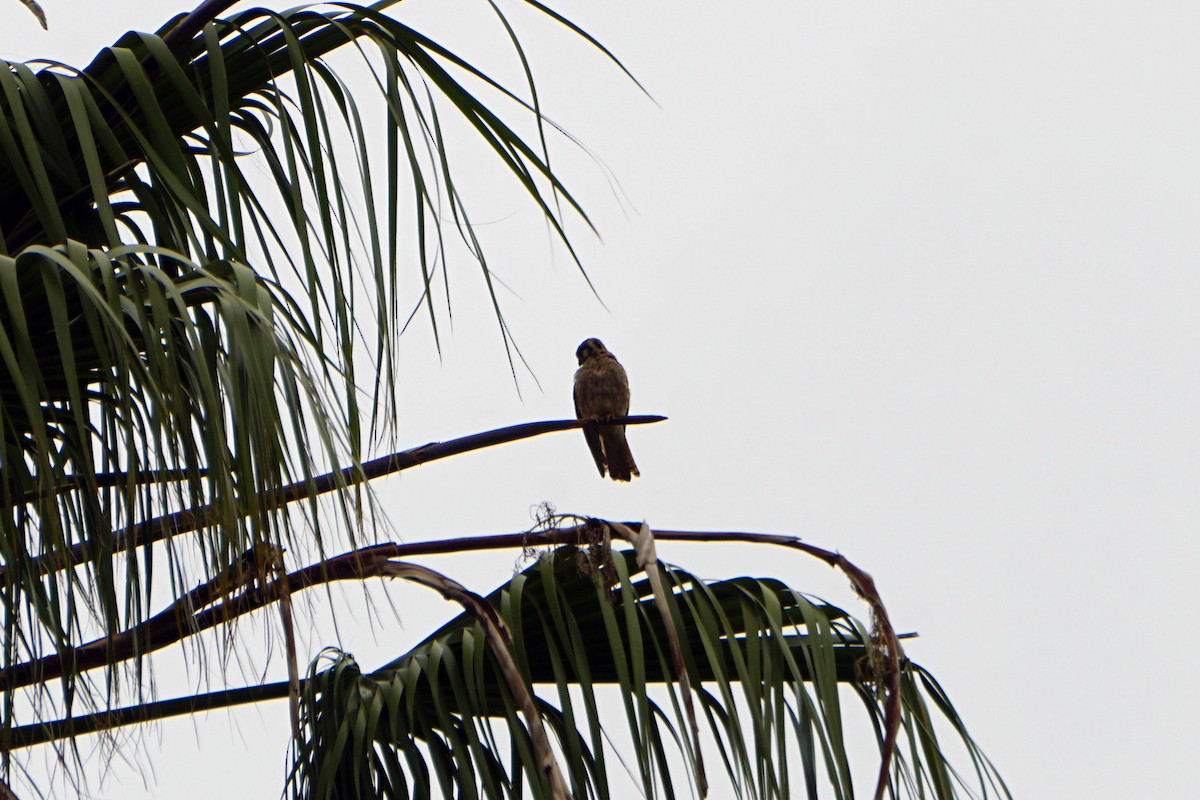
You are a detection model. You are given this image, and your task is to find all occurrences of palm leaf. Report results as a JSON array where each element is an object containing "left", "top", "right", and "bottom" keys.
[
  {"left": 0, "top": 0, "right": 604, "bottom": 740},
  {"left": 290, "top": 546, "right": 1009, "bottom": 800}
]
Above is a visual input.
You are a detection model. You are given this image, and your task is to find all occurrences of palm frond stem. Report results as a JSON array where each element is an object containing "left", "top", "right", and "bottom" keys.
[{"left": 3, "top": 415, "right": 667, "bottom": 582}]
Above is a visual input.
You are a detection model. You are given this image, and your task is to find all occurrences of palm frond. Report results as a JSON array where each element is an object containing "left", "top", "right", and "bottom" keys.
[
  {"left": 0, "top": 241, "right": 340, "bottom": 712},
  {"left": 290, "top": 545, "right": 1009, "bottom": 800},
  {"left": 13, "top": 0, "right": 47, "bottom": 30},
  {"left": 0, "top": 0, "right": 604, "bottom": 742}
]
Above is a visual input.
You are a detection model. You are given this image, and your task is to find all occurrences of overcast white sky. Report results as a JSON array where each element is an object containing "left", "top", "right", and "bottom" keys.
[{"left": 1, "top": 1, "right": 1197, "bottom": 798}]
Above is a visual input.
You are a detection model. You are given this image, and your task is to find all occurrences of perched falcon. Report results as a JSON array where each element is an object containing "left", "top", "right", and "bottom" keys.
[{"left": 574, "top": 338, "right": 639, "bottom": 481}]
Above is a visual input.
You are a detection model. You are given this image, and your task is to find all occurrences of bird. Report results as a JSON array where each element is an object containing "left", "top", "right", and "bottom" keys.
[{"left": 573, "top": 338, "right": 639, "bottom": 481}]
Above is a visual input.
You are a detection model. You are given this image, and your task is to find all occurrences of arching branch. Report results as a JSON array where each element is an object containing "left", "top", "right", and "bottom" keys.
[{"left": 5, "top": 415, "right": 666, "bottom": 582}]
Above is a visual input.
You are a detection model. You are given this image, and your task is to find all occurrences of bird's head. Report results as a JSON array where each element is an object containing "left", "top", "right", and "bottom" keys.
[{"left": 576, "top": 338, "right": 608, "bottom": 365}]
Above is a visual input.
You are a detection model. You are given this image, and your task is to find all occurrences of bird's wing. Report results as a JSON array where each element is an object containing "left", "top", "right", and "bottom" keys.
[{"left": 575, "top": 371, "right": 607, "bottom": 477}]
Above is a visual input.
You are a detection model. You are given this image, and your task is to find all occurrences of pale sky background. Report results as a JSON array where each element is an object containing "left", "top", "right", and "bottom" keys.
[{"left": 1, "top": 1, "right": 1197, "bottom": 798}]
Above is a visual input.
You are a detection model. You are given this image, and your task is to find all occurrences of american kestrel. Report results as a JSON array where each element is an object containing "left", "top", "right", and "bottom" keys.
[{"left": 574, "top": 338, "right": 639, "bottom": 481}]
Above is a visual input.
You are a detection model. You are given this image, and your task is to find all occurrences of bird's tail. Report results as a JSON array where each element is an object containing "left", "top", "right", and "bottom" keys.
[{"left": 602, "top": 427, "right": 639, "bottom": 482}]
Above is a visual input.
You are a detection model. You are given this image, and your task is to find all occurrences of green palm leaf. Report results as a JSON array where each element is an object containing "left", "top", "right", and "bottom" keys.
[
  {"left": 0, "top": 0, "right": 603, "bottom": 732},
  {"left": 291, "top": 546, "right": 1008, "bottom": 800}
]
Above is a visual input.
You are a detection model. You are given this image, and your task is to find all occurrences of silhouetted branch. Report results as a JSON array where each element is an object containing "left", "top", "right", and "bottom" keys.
[
  {"left": 4, "top": 415, "right": 666, "bottom": 582},
  {"left": 0, "top": 543, "right": 284, "bottom": 691},
  {"left": 0, "top": 682, "right": 292, "bottom": 749},
  {"left": 1, "top": 519, "right": 898, "bottom": 776}
]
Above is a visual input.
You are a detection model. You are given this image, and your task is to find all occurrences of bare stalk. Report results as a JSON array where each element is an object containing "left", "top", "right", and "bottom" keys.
[
  {"left": 4, "top": 415, "right": 666, "bottom": 582},
  {"left": 3, "top": 519, "right": 900, "bottom": 798}
]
